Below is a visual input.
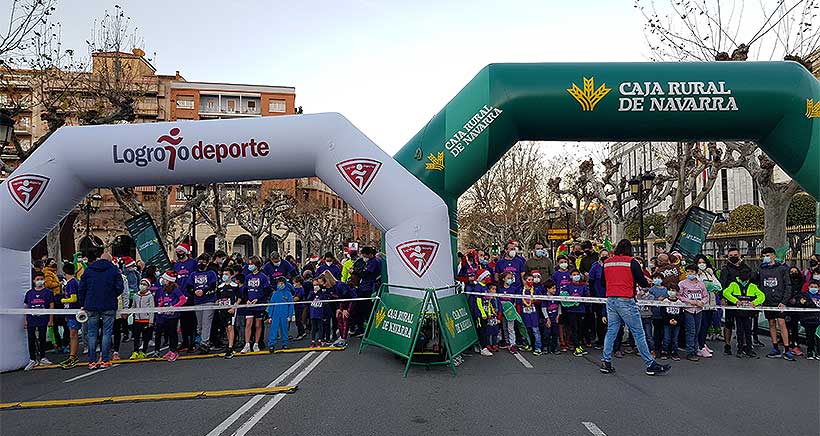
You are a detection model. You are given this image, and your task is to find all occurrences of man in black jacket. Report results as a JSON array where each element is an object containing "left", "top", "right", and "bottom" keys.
[
  {"left": 757, "top": 247, "right": 796, "bottom": 361},
  {"left": 719, "top": 247, "right": 755, "bottom": 355}
]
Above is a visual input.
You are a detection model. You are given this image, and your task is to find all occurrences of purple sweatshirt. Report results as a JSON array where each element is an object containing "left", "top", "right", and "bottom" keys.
[{"left": 677, "top": 278, "right": 708, "bottom": 314}]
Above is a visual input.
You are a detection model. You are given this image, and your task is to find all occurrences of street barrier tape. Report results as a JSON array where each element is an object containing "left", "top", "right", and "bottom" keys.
[
  {"left": 0, "top": 385, "right": 297, "bottom": 410},
  {"left": 0, "top": 296, "right": 379, "bottom": 316},
  {"left": 463, "top": 292, "right": 820, "bottom": 312},
  {"left": 33, "top": 346, "right": 346, "bottom": 370}
]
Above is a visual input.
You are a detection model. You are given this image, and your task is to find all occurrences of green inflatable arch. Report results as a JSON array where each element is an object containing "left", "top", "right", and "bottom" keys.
[{"left": 395, "top": 61, "right": 820, "bottom": 248}]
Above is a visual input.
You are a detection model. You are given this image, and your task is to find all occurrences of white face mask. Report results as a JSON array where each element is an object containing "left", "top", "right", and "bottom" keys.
[
  {"left": 698, "top": 263, "right": 707, "bottom": 270},
  {"left": 34, "top": 280, "right": 45, "bottom": 287},
  {"left": 559, "top": 262, "right": 568, "bottom": 270},
  {"left": 508, "top": 250, "right": 517, "bottom": 258}
]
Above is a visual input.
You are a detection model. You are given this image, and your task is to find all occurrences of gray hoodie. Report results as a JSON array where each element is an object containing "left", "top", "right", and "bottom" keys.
[{"left": 132, "top": 291, "right": 155, "bottom": 324}]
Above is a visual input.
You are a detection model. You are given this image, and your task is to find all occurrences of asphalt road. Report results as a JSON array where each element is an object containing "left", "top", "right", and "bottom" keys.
[{"left": 1, "top": 337, "right": 818, "bottom": 436}]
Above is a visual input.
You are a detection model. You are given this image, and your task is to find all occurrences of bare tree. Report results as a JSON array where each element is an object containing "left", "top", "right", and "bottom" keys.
[
  {"left": 279, "top": 200, "right": 350, "bottom": 258},
  {"left": 636, "top": 0, "right": 819, "bottom": 249},
  {"left": 0, "top": 0, "right": 57, "bottom": 60},
  {"left": 228, "top": 187, "right": 294, "bottom": 255}
]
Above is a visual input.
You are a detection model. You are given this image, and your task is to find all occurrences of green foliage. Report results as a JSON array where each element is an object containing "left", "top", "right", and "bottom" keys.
[
  {"left": 727, "top": 204, "right": 764, "bottom": 232},
  {"left": 625, "top": 213, "right": 666, "bottom": 240},
  {"left": 787, "top": 193, "right": 817, "bottom": 226}
]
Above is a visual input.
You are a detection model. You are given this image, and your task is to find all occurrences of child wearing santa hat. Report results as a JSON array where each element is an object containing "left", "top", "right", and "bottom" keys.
[
  {"left": 154, "top": 271, "right": 187, "bottom": 362},
  {"left": 130, "top": 278, "right": 155, "bottom": 359}
]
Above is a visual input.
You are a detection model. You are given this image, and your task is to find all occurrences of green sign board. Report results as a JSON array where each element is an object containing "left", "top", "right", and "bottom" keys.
[
  {"left": 364, "top": 291, "right": 425, "bottom": 359},
  {"left": 435, "top": 293, "right": 478, "bottom": 357},
  {"left": 125, "top": 213, "right": 171, "bottom": 273},
  {"left": 670, "top": 206, "right": 718, "bottom": 264}
]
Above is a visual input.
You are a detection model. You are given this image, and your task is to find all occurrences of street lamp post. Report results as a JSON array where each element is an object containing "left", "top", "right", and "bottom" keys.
[
  {"left": 0, "top": 113, "right": 14, "bottom": 148},
  {"left": 182, "top": 184, "right": 206, "bottom": 257},
  {"left": 80, "top": 191, "right": 103, "bottom": 246},
  {"left": 629, "top": 172, "right": 655, "bottom": 259},
  {"left": 546, "top": 207, "right": 559, "bottom": 256}
]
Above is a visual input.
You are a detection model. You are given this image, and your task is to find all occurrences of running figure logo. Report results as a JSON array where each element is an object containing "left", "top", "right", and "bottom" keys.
[
  {"left": 6, "top": 174, "right": 50, "bottom": 211},
  {"left": 336, "top": 158, "right": 382, "bottom": 195},
  {"left": 395, "top": 240, "right": 440, "bottom": 278}
]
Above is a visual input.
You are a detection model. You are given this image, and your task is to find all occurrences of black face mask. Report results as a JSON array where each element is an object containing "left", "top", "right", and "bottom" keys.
[
  {"left": 574, "top": 251, "right": 582, "bottom": 256},
  {"left": 728, "top": 256, "right": 740, "bottom": 264},
  {"left": 810, "top": 260, "right": 818, "bottom": 268},
  {"left": 177, "top": 253, "right": 186, "bottom": 261},
  {"left": 600, "top": 256, "right": 608, "bottom": 262},
  {"left": 197, "top": 263, "right": 207, "bottom": 271}
]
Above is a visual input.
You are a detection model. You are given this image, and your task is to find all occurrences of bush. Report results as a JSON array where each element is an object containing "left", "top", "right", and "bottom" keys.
[
  {"left": 625, "top": 213, "right": 666, "bottom": 240},
  {"left": 787, "top": 193, "right": 817, "bottom": 226},
  {"left": 727, "top": 204, "right": 764, "bottom": 232}
]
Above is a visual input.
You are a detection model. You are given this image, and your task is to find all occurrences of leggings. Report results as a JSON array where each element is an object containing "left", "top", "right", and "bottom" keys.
[
  {"left": 155, "top": 319, "right": 179, "bottom": 353},
  {"left": 27, "top": 325, "right": 47, "bottom": 360},
  {"left": 735, "top": 315, "right": 753, "bottom": 352},
  {"left": 113, "top": 318, "right": 127, "bottom": 352},
  {"left": 802, "top": 323, "right": 818, "bottom": 354},
  {"left": 563, "top": 312, "right": 583, "bottom": 348},
  {"left": 652, "top": 319, "right": 665, "bottom": 354},
  {"left": 132, "top": 322, "right": 152, "bottom": 353},
  {"left": 786, "top": 315, "right": 801, "bottom": 346},
  {"left": 311, "top": 318, "right": 324, "bottom": 342},
  {"left": 698, "top": 310, "right": 715, "bottom": 349},
  {"left": 52, "top": 312, "right": 68, "bottom": 348},
  {"left": 336, "top": 303, "right": 351, "bottom": 340},
  {"left": 180, "top": 312, "right": 197, "bottom": 349}
]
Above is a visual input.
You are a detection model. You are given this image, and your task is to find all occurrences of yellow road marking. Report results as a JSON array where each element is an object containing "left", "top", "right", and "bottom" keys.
[
  {"left": 0, "top": 386, "right": 297, "bottom": 410},
  {"left": 35, "top": 346, "right": 345, "bottom": 370}
]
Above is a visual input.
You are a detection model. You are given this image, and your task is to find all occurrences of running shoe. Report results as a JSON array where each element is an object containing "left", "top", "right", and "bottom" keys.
[
  {"left": 491, "top": 345, "right": 500, "bottom": 352},
  {"left": 240, "top": 344, "right": 251, "bottom": 353},
  {"left": 252, "top": 343, "right": 261, "bottom": 352},
  {"left": 670, "top": 353, "right": 681, "bottom": 361},
  {"left": 645, "top": 362, "right": 671, "bottom": 376},
  {"left": 533, "top": 349, "right": 542, "bottom": 356},
  {"left": 129, "top": 351, "right": 139, "bottom": 360},
  {"left": 686, "top": 353, "right": 700, "bottom": 362},
  {"left": 480, "top": 347, "right": 493, "bottom": 357},
  {"left": 573, "top": 347, "right": 584, "bottom": 357},
  {"left": 39, "top": 357, "right": 52, "bottom": 365},
  {"left": 614, "top": 350, "right": 624, "bottom": 358},
  {"left": 806, "top": 351, "right": 815, "bottom": 360},
  {"left": 766, "top": 348, "right": 782, "bottom": 358},
  {"left": 88, "top": 361, "right": 99, "bottom": 370},
  {"left": 782, "top": 350, "right": 796, "bottom": 361},
  {"left": 112, "top": 352, "right": 120, "bottom": 361},
  {"left": 100, "top": 361, "right": 112, "bottom": 368},
  {"left": 224, "top": 349, "right": 235, "bottom": 359},
  {"left": 24, "top": 360, "right": 38, "bottom": 371},
  {"left": 509, "top": 345, "right": 518, "bottom": 354},
  {"left": 599, "top": 361, "right": 615, "bottom": 374},
  {"left": 59, "top": 356, "right": 79, "bottom": 369},
  {"left": 791, "top": 346, "right": 803, "bottom": 357},
  {"left": 167, "top": 351, "right": 178, "bottom": 362},
  {"left": 743, "top": 348, "right": 759, "bottom": 359}
]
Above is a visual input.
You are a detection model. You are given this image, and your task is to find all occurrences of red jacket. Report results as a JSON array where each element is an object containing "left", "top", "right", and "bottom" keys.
[{"left": 603, "top": 255, "right": 648, "bottom": 298}]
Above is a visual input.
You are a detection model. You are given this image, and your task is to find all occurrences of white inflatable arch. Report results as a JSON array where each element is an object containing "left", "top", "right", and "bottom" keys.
[{"left": 0, "top": 113, "right": 453, "bottom": 371}]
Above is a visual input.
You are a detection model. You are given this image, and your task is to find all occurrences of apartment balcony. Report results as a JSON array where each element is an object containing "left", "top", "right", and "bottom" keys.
[{"left": 199, "top": 106, "right": 262, "bottom": 117}]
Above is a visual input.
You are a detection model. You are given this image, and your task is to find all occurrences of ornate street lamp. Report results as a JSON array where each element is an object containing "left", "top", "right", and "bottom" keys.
[
  {"left": 81, "top": 191, "right": 103, "bottom": 245},
  {"left": 630, "top": 172, "right": 655, "bottom": 259},
  {"left": 181, "top": 184, "right": 206, "bottom": 256}
]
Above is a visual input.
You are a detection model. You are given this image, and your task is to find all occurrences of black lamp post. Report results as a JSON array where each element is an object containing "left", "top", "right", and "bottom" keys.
[
  {"left": 80, "top": 191, "right": 103, "bottom": 245},
  {"left": 182, "top": 184, "right": 207, "bottom": 257},
  {"left": 0, "top": 113, "right": 14, "bottom": 148},
  {"left": 629, "top": 172, "right": 655, "bottom": 259},
  {"left": 546, "top": 207, "right": 560, "bottom": 256}
]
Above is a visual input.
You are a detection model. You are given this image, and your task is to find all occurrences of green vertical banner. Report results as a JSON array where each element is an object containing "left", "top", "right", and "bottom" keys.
[
  {"left": 125, "top": 213, "right": 171, "bottom": 272},
  {"left": 362, "top": 291, "right": 425, "bottom": 359},
  {"left": 670, "top": 206, "right": 718, "bottom": 264},
  {"left": 435, "top": 293, "right": 478, "bottom": 357}
]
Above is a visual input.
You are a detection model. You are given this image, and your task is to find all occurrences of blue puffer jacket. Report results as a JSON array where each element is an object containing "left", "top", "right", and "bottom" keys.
[{"left": 78, "top": 259, "right": 125, "bottom": 312}]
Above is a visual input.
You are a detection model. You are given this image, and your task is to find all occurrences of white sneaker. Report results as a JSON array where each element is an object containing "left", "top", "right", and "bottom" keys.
[
  {"left": 39, "top": 357, "right": 52, "bottom": 365},
  {"left": 704, "top": 345, "right": 714, "bottom": 354},
  {"left": 702, "top": 348, "right": 713, "bottom": 358},
  {"left": 24, "top": 360, "right": 38, "bottom": 371},
  {"left": 240, "top": 344, "right": 251, "bottom": 354},
  {"left": 252, "top": 343, "right": 260, "bottom": 353},
  {"left": 480, "top": 347, "right": 493, "bottom": 357}
]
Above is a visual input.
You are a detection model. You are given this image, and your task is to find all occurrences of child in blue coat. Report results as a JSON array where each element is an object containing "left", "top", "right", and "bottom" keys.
[{"left": 266, "top": 276, "right": 295, "bottom": 351}]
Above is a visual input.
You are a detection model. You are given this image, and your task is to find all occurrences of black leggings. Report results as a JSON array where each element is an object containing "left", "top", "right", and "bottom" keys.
[
  {"left": 652, "top": 318, "right": 665, "bottom": 353},
  {"left": 180, "top": 312, "right": 196, "bottom": 348},
  {"left": 113, "top": 318, "right": 127, "bottom": 352},
  {"left": 155, "top": 319, "right": 179, "bottom": 353},
  {"left": 132, "top": 322, "right": 152, "bottom": 353},
  {"left": 311, "top": 319, "right": 324, "bottom": 342},
  {"left": 27, "top": 325, "right": 47, "bottom": 360},
  {"left": 736, "top": 315, "right": 753, "bottom": 351},
  {"left": 803, "top": 323, "right": 818, "bottom": 354},
  {"left": 52, "top": 313, "right": 68, "bottom": 348},
  {"left": 563, "top": 312, "right": 583, "bottom": 348}
]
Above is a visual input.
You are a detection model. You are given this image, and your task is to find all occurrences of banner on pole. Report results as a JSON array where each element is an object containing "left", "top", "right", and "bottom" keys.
[
  {"left": 125, "top": 213, "right": 171, "bottom": 273},
  {"left": 670, "top": 206, "right": 718, "bottom": 264}
]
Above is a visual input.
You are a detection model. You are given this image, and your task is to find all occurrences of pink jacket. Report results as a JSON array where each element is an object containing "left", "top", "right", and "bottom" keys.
[{"left": 677, "top": 279, "right": 708, "bottom": 314}]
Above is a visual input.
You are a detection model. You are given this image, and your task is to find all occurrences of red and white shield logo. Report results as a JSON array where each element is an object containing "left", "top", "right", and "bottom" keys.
[
  {"left": 396, "top": 240, "right": 440, "bottom": 278},
  {"left": 336, "top": 158, "right": 382, "bottom": 195},
  {"left": 6, "top": 174, "right": 50, "bottom": 211}
]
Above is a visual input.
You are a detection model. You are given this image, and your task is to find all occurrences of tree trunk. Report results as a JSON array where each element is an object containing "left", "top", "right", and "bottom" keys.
[
  {"left": 252, "top": 234, "right": 260, "bottom": 257},
  {"left": 610, "top": 220, "right": 626, "bottom": 242},
  {"left": 46, "top": 224, "right": 62, "bottom": 274},
  {"left": 761, "top": 191, "right": 791, "bottom": 249}
]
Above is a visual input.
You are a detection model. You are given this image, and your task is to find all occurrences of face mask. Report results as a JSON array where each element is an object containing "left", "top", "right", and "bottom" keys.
[
  {"left": 197, "top": 263, "right": 207, "bottom": 271},
  {"left": 277, "top": 284, "right": 285, "bottom": 290},
  {"left": 273, "top": 262, "right": 281, "bottom": 267},
  {"left": 34, "top": 280, "right": 44, "bottom": 287},
  {"left": 698, "top": 263, "right": 707, "bottom": 271},
  {"left": 652, "top": 278, "right": 662, "bottom": 286},
  {"left": 508, "top": 250, "right": 517, "bottom": 258},
  {"left": 222, "top": 274, "right": 230, "bottom": 282},
  {"left": 559, "top": 262, "right": 568, "bottom": 270},
  {"left": 686, "top": 274, "right": 696, "bottom": 280},
  {"left": 574, "top": 250, "right": 582, "bottom": 256},
  {"left": 533, "top": 277, "right": 541, "bottom": 283},
  {"left": 809, "top": 287, "right": 819, "bottom": 295},
  {"left": 248, "top": 265, "right": 257, "bottom": 272},
  {"left": 811, "top": 260, "right": 818, "bottom": 268},
  {"left": 791, "top": 272, "right": 801, "bottom": 279},
  {"left": 176, "top": 253, "right": 186, "bottom": 260},
  {"left": 762, "top": 256, "right": 771, "bottom": 264},
  {"left": 813, "top": 274, "right": 820, "bottom": 281},
  {"left": 739, "top": 280, "right": 748, "bottom": 287},
  {"left": 535, "top": 249, "right": 545, "bottom": 257},
  {"left": 159, "top": 278, "right": 167, "bottom": 286},
  {"left": 139, "top": 284, "right": 148, "bottom": 291},
  {"left": 505, "top": 279, "right": 513, "bottom": 286},
  {"left": 571, "top": 275, "right": 580, "bottom": 283},
  {"left": 155, "top": 271, "right": 161, "bottom": 278},
  {"left": 326, "top": 261, "right": 333, "bottom": 266},
  {"left": 729, "top": 256, "right": 739, "bottom": 264},
  {"left": 600, "top": 256, "right": 608, "bottom": 262}
]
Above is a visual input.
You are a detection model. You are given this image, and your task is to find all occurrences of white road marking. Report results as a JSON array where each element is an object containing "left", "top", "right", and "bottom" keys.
[
  {"left": 63, "top": 364, "right": 120, "bottom": 383},
  {"left": 582, "top": 421, "right": 607, "bottom": 436},
  {"left": 513, "top": 352, "right": 534, "bottom": 368},
  {"left": 205, "top": 352, "right": 316, "bottom": 436},
  {"left": 230, "top": 351, "right": 332, "bottom": 436}
]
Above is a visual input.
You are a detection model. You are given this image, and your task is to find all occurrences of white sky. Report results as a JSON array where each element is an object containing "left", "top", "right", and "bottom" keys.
[{"left": 4, "top": 0, "right": 650, "bottom": 155}]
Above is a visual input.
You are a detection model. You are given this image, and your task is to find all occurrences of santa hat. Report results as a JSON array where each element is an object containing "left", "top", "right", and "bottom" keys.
[
  {"left": 477, "top": 269, "right": 491, "bottom": 283},
  {"left": 532, "top": 271, "right": 542, "bottom": 277},
  {"left": 161, "top": 270, "right": 177, "bottom": 283},
  {"left": 308, "top": 255, "right": 319, "bottom": 263},
  {"left": 122, "top": 256, "right": 136, "bottom": 268},
  {"left": 139, "top": 278, "right": 151, "bottom": 288},
  {"left": 176, "top": 243, "right": 191, "bottom": 254}
]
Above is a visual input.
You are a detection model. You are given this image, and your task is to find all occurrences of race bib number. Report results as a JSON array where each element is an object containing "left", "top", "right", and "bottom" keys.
[
  {"left": 216, "top": 298, "right": 231, "bottom": 306},
  {"left": 763, "top": 277, "right": 778, "bottom": 288},
  {"left": 311, "top": 300, "right": 323, "bottom": 308},
  {"left": 487, "top": 318, "right": 499, "bottom": 326},
  {"left": 522, "top": 306, "right": 536, "bottom": 314},
  {"left": 666, "top": 307, "right": 680, "bottom": 315}
]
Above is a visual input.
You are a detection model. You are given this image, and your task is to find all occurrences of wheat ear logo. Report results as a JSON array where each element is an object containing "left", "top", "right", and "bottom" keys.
[
  {"left": 374, "top": 305, "right": 387, "bottom": 329},
  {"left": 425, "top": 151, "right": 445, "bottom": 171},
  {"left": 444, "top": 313, "right": 456, "bottom": 337},
  {"left": 567, "top": 76, "right": 611, "bottom": 112},
  {"left": 807, "top": 99, "right": 820, "bottom": 118}
]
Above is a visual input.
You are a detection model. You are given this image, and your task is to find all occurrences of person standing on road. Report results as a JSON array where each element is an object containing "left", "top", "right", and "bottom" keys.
[
  {"left": 23, "top": 271, "right": 54, "bottom": 370},
  {"left": 599, "top": 239, "right": 670, "bottom": 376},
  {"left": 173, "top": 243, "right": 198, "bottom": 353},
  {"left": 677, "top": 264, "right": 709, "bottom": 361},
  {"left": 719, "top": 247, "right": 756, "bottom": 355},
  {"left": 588, "top": 249, "right": 609, "bottom": 349},
  {"left": 757, "top": 247, "right": 797, "bottom": 361},
  {"left": 187, "top": 253, "right": 219, "bottom": 354},
  {"left": 525, "top": 242, "right": 554, "bottom": 276},
  {"left": 240, "top": 256, "right": 271, "bottom": 353},
  {"left": 78, "top": 252, "right": 124, "bottom": 369}
]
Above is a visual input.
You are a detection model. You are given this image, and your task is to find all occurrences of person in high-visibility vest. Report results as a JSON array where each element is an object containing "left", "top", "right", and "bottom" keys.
[{"left": 599, "top": 239, "right": 671, "bottom": 376}]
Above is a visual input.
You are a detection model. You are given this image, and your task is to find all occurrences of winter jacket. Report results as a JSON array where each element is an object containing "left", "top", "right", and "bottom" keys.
[
  {"left": 132, "top": 291, "right": 156, "bottom": 324},
  {"left": 795, "top": 291, "right": 820, "bottom": 324},
  {"left": 722, "top": 281, "right": 765, "bottom": 318},
  {"left": 757, "top": 262, "right": 791, "bottom": 306},
  {"left": 678, "top": 278, "right": 708, "bottom": 314},
  {"left": 78, "top": 259, "right": 125, "bottom": 312},
  {"left": 124, "top": 268, "right": 141, "bottom": 295},
  {"left": 697, "top": 268, "right": 721, "bottom": 307},
  {"left": 267, "top": 288, "right": 295, "bottom": 319},
  {"left": 719, "top": 261, "right": 755, "bottom": 289},
  {"left": 43, "top": 266, "right": 62, "bottom": 296},
  {"left": 656, "top": 264, "right": 682, "bottom": 292}
]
